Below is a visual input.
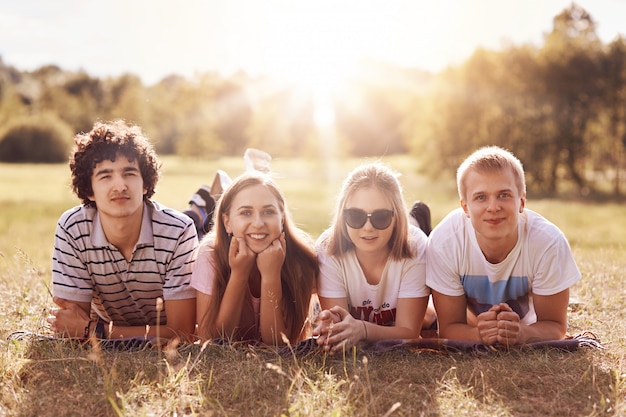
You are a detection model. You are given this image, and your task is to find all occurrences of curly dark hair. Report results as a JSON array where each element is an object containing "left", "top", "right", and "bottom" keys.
[{"left": 69, "top": 120, "right": 161, "bottom": 206}]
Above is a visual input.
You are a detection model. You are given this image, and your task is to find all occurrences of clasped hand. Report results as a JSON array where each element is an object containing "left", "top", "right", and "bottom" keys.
[
  {"left": 476, "top": 303, "right": 522, "bottom": 345},
  {"left": 313, "top": 306, "right": 365, "bottom": 355},
  {"left": 46, "top": 297, "right": 89, "bottom": 338},
  {"left": 228, "top": 234, "right": 286, "bottom": 279}
]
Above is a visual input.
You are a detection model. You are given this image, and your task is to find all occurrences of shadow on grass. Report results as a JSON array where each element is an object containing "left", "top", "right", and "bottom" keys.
[
  {"left": 9, "top": 338, "right": 616, "bottom": 417},
  {"left": 12, "top": 338, "right": 164, "bottom": 417},
  {"left": 306, "top": 346, "right": 614, "bottom": 416},
  {"left": 424, "top": 349, "right": 614, "bottom": 416}
]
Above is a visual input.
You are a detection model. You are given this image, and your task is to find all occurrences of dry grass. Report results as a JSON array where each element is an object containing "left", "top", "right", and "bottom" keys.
[
  {"left": 1, "top": 156, "right": 624, "bottom": 416},
  {"left": 2, "top": 336, "right": 620, "bottom": 416}
]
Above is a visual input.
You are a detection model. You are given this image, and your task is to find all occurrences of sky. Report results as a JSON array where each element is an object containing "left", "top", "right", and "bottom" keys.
[{"left": 1, "top": 0, "right": 625, "bottom": 86}]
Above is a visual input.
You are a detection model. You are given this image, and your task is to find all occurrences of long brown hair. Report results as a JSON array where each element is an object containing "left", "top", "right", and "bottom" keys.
[{"left": 200, "top": 172, "right": 318, "bottom": 343}]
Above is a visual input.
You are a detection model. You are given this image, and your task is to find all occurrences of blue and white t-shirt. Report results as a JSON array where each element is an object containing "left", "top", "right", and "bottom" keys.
[{"left": 426, "top": 208, "right": 580, "bottom": 324}]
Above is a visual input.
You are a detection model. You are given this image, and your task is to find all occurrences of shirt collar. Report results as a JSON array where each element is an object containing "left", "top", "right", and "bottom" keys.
[{"left": 91, "top": 202, "right": 153, "bottom": 247}]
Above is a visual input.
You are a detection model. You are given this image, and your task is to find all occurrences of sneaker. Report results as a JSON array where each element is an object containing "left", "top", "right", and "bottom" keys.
[
  {"left": 409, "top": 201, "right": 432, "bottom": 236},
  {"left": 244, "top": 148, "right": 272, "bottom": 173},
  {"left": 185, "top": 185, "right": 216, "bottom": 239}
]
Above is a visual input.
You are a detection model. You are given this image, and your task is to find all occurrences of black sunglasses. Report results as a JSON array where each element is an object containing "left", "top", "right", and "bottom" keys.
[{"left": 343, "top": 208, "right": 395, "bottom": 230}]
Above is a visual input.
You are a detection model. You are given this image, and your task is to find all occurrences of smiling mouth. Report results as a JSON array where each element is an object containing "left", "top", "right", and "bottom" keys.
[{"left": 248, "top": 234, "right": 268, "bottom": 240}]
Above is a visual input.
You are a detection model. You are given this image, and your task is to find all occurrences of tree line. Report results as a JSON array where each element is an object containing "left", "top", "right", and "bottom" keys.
[{"left": 0, "top": 4, "right": 624, "bottom": 198}]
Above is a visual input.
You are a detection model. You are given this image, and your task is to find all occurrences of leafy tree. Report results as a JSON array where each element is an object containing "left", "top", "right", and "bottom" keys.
[
  {"left": 333, "top": 65, "right": 417, "bottom": 158},
  {"left": 0, "top": 58, "right": 30, "bottom": 123},
  {"left": 147, "top": 75, "right": 199, "bottom": 155},
  {"left": 1, "top": 4, "right": 625, "bottom": 199},
  {"left": 0, "top": 82, "right": 31, "bottom": 127},
  {"left": 146, "top": 73, "right": 224, "bottom": 158},
  {"left": 103, "top": 74, "right": 149, "bottom": 129},
  {"left": 38, "top": 71, "right": 103, "bottom": 133},
  {"left": 538, "top": 3, "right": 604, "bottom": 194},
  {"left": 0, "top": 114, "right": 74, "bottom": 162},
  {"left": 336, "top": 86, "right": 406, "bottom": 157},
  {"left": 597, "top": 36, "right": 626, "bottom": 195}
]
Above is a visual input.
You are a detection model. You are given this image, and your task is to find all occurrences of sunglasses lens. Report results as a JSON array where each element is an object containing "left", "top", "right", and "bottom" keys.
[
  {"left": 344, "top": 209, "right": 393, "bottom": 230},
  {"left": 344, "top": 209, "right": 367, "bottom": 229},
  {"left": 371, "top": 210, "right": 393, "bottom": 229}
]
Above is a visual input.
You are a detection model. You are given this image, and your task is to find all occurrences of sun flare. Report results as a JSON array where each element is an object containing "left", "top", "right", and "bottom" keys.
[
  {"left": 248, "top": 1, "right": 392, "bottom": 130},
  {"left": 257, "top": 2, "right": 365, "bottom": 95}
]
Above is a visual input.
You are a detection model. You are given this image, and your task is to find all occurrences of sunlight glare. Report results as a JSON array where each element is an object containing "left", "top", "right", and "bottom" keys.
[
  {"left": 258, "top": 1, "right": 366, "bottom": 96},
  {"left": 313, "top": 91, "right": 335, "bottom": 129}
]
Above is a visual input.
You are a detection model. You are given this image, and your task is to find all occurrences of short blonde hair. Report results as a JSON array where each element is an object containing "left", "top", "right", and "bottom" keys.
[{"left": 456, "top": 146, "right": 526, "bottom": 201}]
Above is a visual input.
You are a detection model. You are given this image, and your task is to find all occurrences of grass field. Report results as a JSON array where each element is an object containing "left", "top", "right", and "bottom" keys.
[{"left": 1, "top": 155, "right": 625, "bottom": 416}]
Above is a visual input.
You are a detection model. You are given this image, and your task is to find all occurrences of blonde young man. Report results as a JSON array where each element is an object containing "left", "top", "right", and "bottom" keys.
[
  {"left": 47, "top": 120, "right": 197, "bottom": 342},
  {"left": 426, "top": 146, "right": 580, "bottom": 345}
]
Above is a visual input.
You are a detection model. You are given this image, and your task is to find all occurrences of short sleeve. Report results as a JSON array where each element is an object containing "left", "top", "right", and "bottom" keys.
[
  {"left": 398, "top": 226, "right": 430, "bottom": 298},
  {"left": 190, "top": 243, "right": 218, "bottom": 295},
  {"left": 52, "top": 212, "right": 94, "bottom": 303},
  {"left": 425, "top": 212, "right": 466, "bottom": 296},
  {"left": 531, "top": 233, "right": 581, "bottom": 296},
  {"left": 162, "top": 218, "right": 198, "bottom": 300},
  {"left": 316, "top": 246, "right": 349, "bottom": 299}
]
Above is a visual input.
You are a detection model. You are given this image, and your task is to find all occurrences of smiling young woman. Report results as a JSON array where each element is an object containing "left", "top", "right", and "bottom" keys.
[{"left": 191, "top": 171, "right": 319, "bottom": 346}]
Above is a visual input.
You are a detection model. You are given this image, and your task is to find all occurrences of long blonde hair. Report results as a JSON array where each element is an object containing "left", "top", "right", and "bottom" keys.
[{"left": 322, "top": 162, "right": 413, "bottom": 260}]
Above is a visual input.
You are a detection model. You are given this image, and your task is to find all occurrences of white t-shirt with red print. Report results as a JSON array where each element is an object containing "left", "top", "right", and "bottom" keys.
[{"left": 316, "top": 226, "right": 429, "bottom": 325}]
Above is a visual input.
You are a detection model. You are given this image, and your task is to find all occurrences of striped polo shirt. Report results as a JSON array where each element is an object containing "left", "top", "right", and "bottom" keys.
[{"left": 52, "top": 200, "right": 198, "bottom": 326}]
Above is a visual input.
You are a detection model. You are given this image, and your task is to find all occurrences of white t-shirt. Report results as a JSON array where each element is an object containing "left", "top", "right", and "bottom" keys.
[
  {"left": 426, "top": 208, "right": 581, "bottom": 325},
  {"left": 317, "top": 226, "right": 429, "bottom": 325}
]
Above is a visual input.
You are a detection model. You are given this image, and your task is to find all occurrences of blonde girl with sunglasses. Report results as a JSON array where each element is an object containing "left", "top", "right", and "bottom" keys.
[{"left": 313, "top": 162, "right": 432, "bottom": 355}]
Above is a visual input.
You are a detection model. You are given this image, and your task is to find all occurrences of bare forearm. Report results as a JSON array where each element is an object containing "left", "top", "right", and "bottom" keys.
[
  {"left": 440, "top": 321, "right": 566, "bottom": 345},
  {"left": 433, "top": 292, "right": 483, "bottom": 342},
  {"left": 259, "top": 277, "right": 288, "bottom": 345},
  {"left": 364, "top": 322, "right": 421, "bottom": 342},
  {"left": 521, "top": 290, "right": 569, "bottom": 343},
  {"left": 519, "top": 320, "right": 567, "bottom": 344},
  {"left": 438, "top": 323, "right": 482, "bottom": 342},
  {"left": 106, "top": 299, "right": 196, "bottom": 342},
  {"left": 213, "top": 275, "right": 248, "bottom": 337}
]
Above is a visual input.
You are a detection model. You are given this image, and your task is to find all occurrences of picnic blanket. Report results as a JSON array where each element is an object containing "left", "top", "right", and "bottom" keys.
[
  {"left": 7, "top": 331, "right": 156, "bottom": 352},
  {"left": 274, "top": 332, "right": 605, "bottom": 356},
  {"left": 356, "top": 332, "right": 605, "bottom": 354},
  {"left": 7, "top": 330, "right": 604, "bottom": 355}
]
